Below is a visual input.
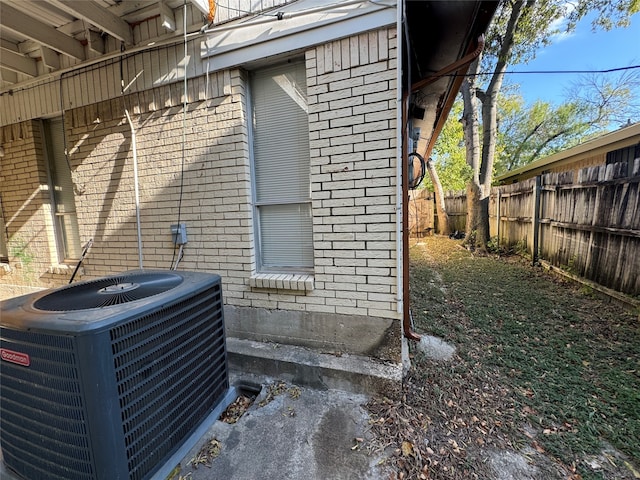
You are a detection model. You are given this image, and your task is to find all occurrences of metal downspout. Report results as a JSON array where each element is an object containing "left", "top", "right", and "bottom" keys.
[
  {"left": 396, "top": 0, "right": 403, "bottom": 319},
  {"left": 412, "top": 35, "right": 485, "bottom": 92},
  {"left": 417, "top": 35, "right": 485, "bottom": 159},
  {"left": 399, "top": 1, "right": 420, "bottom": 341}
]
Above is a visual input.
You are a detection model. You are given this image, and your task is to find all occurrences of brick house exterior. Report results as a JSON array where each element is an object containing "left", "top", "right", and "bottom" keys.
[{"left": 0, "top": 1, "right": 496, "bottom": 367}]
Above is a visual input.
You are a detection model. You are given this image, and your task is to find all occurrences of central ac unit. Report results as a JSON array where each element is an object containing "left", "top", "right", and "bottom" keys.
[{"left": 0, "top": 270, "right": 228, "bottom": 480}]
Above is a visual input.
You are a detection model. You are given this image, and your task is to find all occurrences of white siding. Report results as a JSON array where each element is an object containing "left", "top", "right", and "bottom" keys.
[{"left": 0, "top": 1, "right": 295, "bottom": 126}]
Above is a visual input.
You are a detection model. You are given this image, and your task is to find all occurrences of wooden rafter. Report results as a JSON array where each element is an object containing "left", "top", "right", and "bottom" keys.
[
  {"left": 0, "top": 68, "right": 18, "bottom": 84},
  {"left": 1, "top": 3, "right": 85, "bottom": 60},
  {"left": 0, "top": 47, "right": 37, "bottom": 77},
  {"left": 48, "top": 0, "right": 133, "bottom": 45},
  {"left": 40, "top": 46, "right": 61, "bottom": 70}
]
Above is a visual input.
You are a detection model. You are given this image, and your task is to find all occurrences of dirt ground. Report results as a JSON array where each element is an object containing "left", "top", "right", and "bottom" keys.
[{"left": 365, "top": 236, "right": 640, "bottom": 480}]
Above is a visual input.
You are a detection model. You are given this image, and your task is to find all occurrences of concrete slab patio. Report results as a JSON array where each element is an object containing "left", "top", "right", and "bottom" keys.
[
  {"left": 0, "top": 375, "right": 389, "bottom": 480},
  {"left": 173, "top": 375, "right": 388, "bottom": 480},
  {"left": 165, "top": 336, "right": 401, "bottom": 480},
  {"left": 1, "top": 339, "right": 398, "bottom": 480}
]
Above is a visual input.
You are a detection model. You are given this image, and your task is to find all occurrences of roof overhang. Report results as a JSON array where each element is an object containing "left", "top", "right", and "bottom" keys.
[
  {"left": 0, "top": 0, "right": 497, "bottom": 142},
  {"left": 404, "top": 1, "right": 497, "bottom": 159},
  {"left": 496, "top": 121, "right": 640, "bottom": 184},
  {"left": 198, "top": 0, "right": 497, "bottom": 158},
  {"left": 200, "top": 0, "right": 396, "bottom": 70}
]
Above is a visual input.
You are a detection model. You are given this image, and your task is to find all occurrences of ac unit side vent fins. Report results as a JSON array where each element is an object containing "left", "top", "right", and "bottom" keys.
[
  {"left": 1, "top": 270, "right": 227, "bottom": 480},
  {"left": 0, "top": 329, "right": 95, "bottom": 480}
]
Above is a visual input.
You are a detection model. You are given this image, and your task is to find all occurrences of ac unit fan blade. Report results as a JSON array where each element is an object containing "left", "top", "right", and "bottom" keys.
[{"left": 34, "top": 272, "right": 183, "bottom": 311}]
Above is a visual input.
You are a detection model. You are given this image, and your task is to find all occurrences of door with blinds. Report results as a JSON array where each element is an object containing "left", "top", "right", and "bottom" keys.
[
  {"left": 250, "top": 61, "right": 313, "bottom": 271},
  {"left": 43, "top": 118, "right": 81, "bottom": 261}
]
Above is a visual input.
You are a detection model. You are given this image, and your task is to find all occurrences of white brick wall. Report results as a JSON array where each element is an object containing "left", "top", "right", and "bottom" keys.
[
  {"left": 307, "top": 27, "right": 399, "bottom": 319},
  {"left": 0, "top": 27, "right": 400, "bottom": 322},
  {"left": 0, "top": 121, "right": 61, "bottom": 288}
]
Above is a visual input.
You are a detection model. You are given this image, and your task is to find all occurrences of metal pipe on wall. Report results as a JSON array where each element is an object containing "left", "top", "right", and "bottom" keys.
[
  {"left": 400, "top": 1, "right": 421, "bottom": 341},
  {"left": 123, "top": 109, "right": 144, "bottom": 270},
  {"left": 395, "top": 1, "right": 404, "bottom": 320}
]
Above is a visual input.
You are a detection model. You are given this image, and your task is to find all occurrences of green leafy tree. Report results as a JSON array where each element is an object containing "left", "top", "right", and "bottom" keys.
[
  {"left": 461, "top": 0, "right": 639, "bottom": 251},
  {"left": 433, "top": 68, "right": 640, "bottom": 188},
  {"left": 497, "top": 68, "right": 640, "bottom": 175},
  {"left": 429, "top": 100, "right": 473, "bottom": 192},
  {"left": 495, "top": 95, "right": 588, "bottom": 173},
  {"left": 425, "top": 101, "right": 473, "bottom": 235}
]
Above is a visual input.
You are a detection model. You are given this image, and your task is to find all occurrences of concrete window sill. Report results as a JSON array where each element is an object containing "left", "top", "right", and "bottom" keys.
[
  {"left": 249, "top": 273, "right": 314, "bottom": 292},
  {"left": 47, "top": 264, "right": 82, "bottom": 276}
]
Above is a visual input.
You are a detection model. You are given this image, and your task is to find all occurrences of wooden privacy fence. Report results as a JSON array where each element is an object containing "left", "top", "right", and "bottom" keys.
[
  {"left": 408, "top": 190, "right": 467, "bottom": 236},
  {"left": 408, "top": 189, "right": 434, "bottom": 237},
  {"left": 441, "top": 191, "right": 467, "bottom": 233},
  {"left": 409, "top": 160, "right": 640, "bottom": 296}
]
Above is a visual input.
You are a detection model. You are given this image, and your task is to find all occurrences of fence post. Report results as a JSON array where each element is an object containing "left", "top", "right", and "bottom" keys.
[
  {"left": 496, "top": 189, "right": 501, "bottom": 247},
  {"left": 532, "top": 175, "right": 542, "bottom": 265}
]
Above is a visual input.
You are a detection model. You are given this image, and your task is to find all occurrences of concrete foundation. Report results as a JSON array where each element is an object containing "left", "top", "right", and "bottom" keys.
[
  {"left": 227, "top": 337, "right": 402, "bottom": 396},
  {"left": 224, "top": 305, "right": 402, "bottom": 363}
]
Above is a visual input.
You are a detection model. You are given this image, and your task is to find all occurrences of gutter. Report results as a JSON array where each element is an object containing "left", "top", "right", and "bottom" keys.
[{"left": 418, "top": 35, "right": 485, "bottom": 159}]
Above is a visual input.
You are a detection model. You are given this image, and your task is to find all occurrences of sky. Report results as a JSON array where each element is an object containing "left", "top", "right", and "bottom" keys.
[{"left": 503, "top": 11, "right": 640, "bottom": 108}]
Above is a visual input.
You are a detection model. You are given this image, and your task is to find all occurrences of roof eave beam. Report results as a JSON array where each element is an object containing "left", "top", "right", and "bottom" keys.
[
  {"left": 48, "top": 0, "right": 133, "bottom": 45},
  {"left": 159, "top": 1, "right": 176, "bottom": 32},
  {"left": 40, "top": 46, "right": 61, "bottom": 70},
  {"left": 190, "top": 0, "right": 210, "bottom": 16},
  {"left": 0, "top": 47, "right": 38, "bottom": 77},
  {"left": 1, "top": 4, "right": 85, "bottom": 60},
  {"left": 1, "top": 68, "right": 19, "bottom": 84}
]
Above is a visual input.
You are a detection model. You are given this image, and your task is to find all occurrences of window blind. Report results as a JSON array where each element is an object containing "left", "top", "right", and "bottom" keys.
[
  {"left": 44, "top": 118, "right": 81, "bottom": 260},
  {"left": 251, "top": 61, "right": 313, "bottom": 269},
  {"left": 258, "top": 203, "right": 313, "bottom": 269}
]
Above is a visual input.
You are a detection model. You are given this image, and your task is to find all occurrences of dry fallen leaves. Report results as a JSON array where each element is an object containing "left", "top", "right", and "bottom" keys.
[
  {"left": 220, "top": 395, "right": 254, "bottom": 424},
  {"left": 402, "top": 441, "right": 415, "bottom": 457},
  {"left": 258, "top": 380, "right": 301, "bottom": 407},
  {"left": 187, "top": 438, "right": 221, "bottom": 469}
]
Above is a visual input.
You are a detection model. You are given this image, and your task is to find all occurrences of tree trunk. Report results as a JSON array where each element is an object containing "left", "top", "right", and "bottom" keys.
[
  {"left": 425, "top": 158, "right": 450, "bottom": 235},
  {"left": 477, "top": 195, "right": 490, "bottom": 249},
  {"left": 466, "top": 181, "right": 481, "bottom": 244},
  {"left": 474, "top": 91, "right": 499, "bottom": 249},
  {"left": 461, "top": 0, "right": 527, "bottom": 251},
  {"left": 461, "top": 58, "right": 482, "bottom": 244}
]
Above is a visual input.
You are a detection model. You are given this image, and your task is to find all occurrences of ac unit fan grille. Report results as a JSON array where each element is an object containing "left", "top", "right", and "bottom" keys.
[
  {"left": 33, "top": 273, "right": 183, "bottom": 311},
  {"left": 109, "top": 283, "right": 228, "bottom": 480},
  {"left": 0, "top": 330, "right": 95, "bottom": 480}
]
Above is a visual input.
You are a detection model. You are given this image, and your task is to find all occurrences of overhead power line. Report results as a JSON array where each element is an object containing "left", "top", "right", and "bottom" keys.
[
  {"left": 464, "top": 64, "right": 640, "bottom": 76},
  {"left": 2, "top": 54, "right": 638, "bottom": 97}
]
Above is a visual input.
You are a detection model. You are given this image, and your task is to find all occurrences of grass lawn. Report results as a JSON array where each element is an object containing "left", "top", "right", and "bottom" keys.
[{"left": 368, "top": 236, "right": 639, "bottom": 480}]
